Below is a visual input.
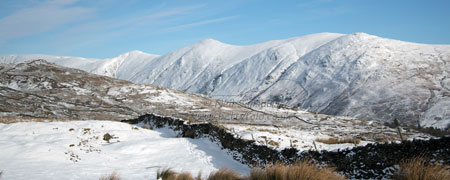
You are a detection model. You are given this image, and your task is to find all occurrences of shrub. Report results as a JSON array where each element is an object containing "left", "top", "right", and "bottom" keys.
[
  {"left": 99, "top": 171, "right": 121, "bottom": 180},
  {"left": 392, "top": 157, "right": 450, "bottom": 180},
  {"left": 207, "top": 168, "right": 242, "bottom": 180},
  {"left": 249, "top": 160, "right": 344, "bottom": 180},
  {"left": 315, "top": 137, "right": 360, "bottom": 145}
]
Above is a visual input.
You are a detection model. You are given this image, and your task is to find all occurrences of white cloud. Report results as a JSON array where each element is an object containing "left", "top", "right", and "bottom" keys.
[
  {"left": 160, "top": 15, "right": 240, "bottom": 33},
  {"left": 61, "top": 4, "right": 206, "bottom": 36},
  {"left": 0, "top": 0, "right": 95, "bottom": 44}
]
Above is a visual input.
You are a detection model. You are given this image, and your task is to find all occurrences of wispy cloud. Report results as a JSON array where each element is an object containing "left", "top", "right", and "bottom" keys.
[
  {"left": 61, "top": 4, "right": 206, "bottom": 36},
  {"left": 0, "top": 0, "right": 241, "bottom": 56},
  {"left": 297, "top": 0, "right": 335, "bottom": 8},
  {"left": 160, "top": 15, "right": 239, "bottom": 33},
  {"left": 0, "top": 0, "right": 95, "bottom": 44}
]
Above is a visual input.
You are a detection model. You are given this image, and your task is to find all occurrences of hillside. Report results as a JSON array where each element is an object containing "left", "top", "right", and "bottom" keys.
[
  {"left": 0, "top": 60, "right": 242, "bottom": 121},
  {"left": 1, "top": 60, "right": 427, "bottom": 143},
  {"left": 1, "top": 33, "right": 449, "bottom": 128}
]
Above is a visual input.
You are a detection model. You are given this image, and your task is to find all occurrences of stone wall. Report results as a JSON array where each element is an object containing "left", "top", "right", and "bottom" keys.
[{"left": 122, "top": 114, "right": 450, "bottom": 179}]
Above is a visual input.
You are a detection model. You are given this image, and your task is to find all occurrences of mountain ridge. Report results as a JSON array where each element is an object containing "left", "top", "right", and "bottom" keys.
[{"left": 1, "top": 32, "right": 449, "bottom": 128}]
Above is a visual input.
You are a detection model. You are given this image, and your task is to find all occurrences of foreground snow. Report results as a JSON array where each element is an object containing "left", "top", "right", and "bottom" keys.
[{"left": 0, "top": 120, "right": 249, "bottom": 180}]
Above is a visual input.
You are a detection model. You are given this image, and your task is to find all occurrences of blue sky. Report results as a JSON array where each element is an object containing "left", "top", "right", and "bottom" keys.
[{"left": 0, "top": 0, "right": 449, "bottom": 58}]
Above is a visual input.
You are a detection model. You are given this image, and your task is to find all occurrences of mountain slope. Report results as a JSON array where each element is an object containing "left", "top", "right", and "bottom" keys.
[
  {"left": 253, "top": 33, "right": 450, "bottom": 128},
  {"left": 1, "top": 33, "right": 449, "bottom": 128},
  {"left": 0, "top": 60, "right": 244, "bottom": 121}
]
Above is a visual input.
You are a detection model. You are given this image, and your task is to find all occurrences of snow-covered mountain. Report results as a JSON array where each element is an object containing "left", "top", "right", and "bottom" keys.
[{"left": 1, "top": 32, "right": 449, "bottom": 128}]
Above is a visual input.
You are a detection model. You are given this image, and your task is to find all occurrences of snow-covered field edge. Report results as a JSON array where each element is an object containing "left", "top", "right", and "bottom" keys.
[
  {"left": 125, "top": 113, "right": 450, "bottom": 179},
  {"left": 0, "top": 119, "right": 249, "bottom": 180}
]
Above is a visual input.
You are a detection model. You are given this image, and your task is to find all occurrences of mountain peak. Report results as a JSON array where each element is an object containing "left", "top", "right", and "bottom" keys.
[
  {"left": 117, "top": 50, "right": 159, "bottom": 59},
  {"left": 351, "top": 32, "right": 370, "bottom": 36},
  {"left": 128, "top": 50, "right": 144, "bottom": 54},
  {"left": 196, "top": 38, "right": 228, "bottom": 46}
]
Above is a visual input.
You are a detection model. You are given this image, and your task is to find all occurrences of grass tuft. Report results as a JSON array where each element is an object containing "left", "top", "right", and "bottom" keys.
[
  {"left": 142, "top": 124, "right": 154, "bottom": 130},
  {"left": 99, "top": 171, "right": 121, "bottom": 180},
  {"left": 249, "top": 160, "right": 344, "bottom": 180},
  {"left": 392, "top": 157, "right": 450, "bottom": 180},
  {"left": 207, "top": 168, "right": 242, "bottom": 180},
  {"left": 157, "top": 168, "right": 177, "bottom": 180},
  {"left": 176, "top": 172, "right": 197, "bottom": 180},
  {"left": 157, "top": 168, "right": 201, "bottom": 180},
  {"left": 155, "top": 160, "right": 342, "bottom": 180}
]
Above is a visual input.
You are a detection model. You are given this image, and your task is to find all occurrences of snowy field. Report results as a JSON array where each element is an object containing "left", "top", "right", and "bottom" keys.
[
  {"left": 0, "top": 120, "right": 249, "bottom": 180},
  {"left": 224, "top": 124, "right": 371, "bottom": 151}
]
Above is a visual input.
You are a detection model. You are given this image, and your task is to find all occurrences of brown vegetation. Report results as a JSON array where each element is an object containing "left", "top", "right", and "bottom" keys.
[
  {"left": 141, "top": 124, "right": 154, "bottom": 130},
  {"left": 157, "top": 168, "right": 201, "bottom": 180},
  {"left": 392, "top": 157, "right": 450, "bottom": 180},
  {"left": 249, "top": 160, "right": 344, "bottom": 180},
  {"left": 0, "top": 116, "right": 69, "bottom": 124},
  {"left": 207, "top": 168, "right": 243, "bottom": 180},
  {"left": 156, "top": 160, "right": 343, "bottom": 180},
  {"left": 315, "top": 137, "right": 361, "bottom": 145},
  {"left": 183, "top": 117, "right": 196, "bottom": 124},
  {"left": 99, "top": 171, "right": 121, "bottom": 180},
  {"left": 157, "top": 168, "right": 177, "bottom": 180},
  {"left": 267, "top": 140, "right": 280, "bottom": 147}
]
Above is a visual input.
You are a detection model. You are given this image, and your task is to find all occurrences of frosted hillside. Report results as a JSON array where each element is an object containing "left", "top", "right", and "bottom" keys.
[
  {"left": 254, "top": 33, "right": 450, "bottom": 128},
  {"left": 1, "top": 32, "right": 449, "bottom": 128}
]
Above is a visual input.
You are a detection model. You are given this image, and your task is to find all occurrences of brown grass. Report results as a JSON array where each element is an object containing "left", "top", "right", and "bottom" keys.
[
  {"left": 207, "top": 168, "right": 242, "bottom": 180},
  {"left": 392, "top": 157, "right": 450, "bottom": 180},
  {"left": 99, "top": 171, "right": 121, "bottom": 180},
  {"left": 141, "top": 124, "right": 154, "bottom": 130},
  {"left": 183, "top": 117, "right": 196, "bottom": 124},
  {"left": 258, "top": 128, "right": 279, "bottom": 134},
  {"left": 315, "top": 137, "right": 361, "bottom": 145},
  {"left": 157, "top": 168, "right": 177, "bottom": 180},
  {"left": 249, "top": 160, "right": 344, "bottom": 180},
  {"left": 267, "top": 140, "right": 280, "bottom": 147},
  {"left": 155, "top": 160, "right": 342, "bottom": 180},
  {"left": 175, "top": 172, "right": 196, "bottom": 180},
  {"left": 0, "top": 116, "right": 69, "bottom": 124},
  {"left": 157, "top": 168, "right": 200, "bottom": 180}
]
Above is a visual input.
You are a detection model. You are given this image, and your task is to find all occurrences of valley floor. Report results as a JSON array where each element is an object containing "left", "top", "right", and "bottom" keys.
[{"left": 0, "top": 120, "right": 249, "bottom": 180}]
